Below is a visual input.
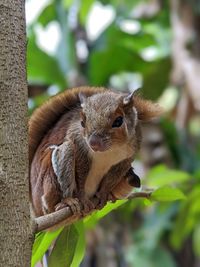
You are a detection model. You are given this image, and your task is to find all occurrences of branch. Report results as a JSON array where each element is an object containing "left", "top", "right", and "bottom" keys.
[{"left": 33, "top": 191, "right": 152, "bottom": 233}]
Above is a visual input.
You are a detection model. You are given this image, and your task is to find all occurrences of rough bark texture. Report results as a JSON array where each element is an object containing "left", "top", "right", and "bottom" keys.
[{"left": 0, "top": 1, "right": 33, "bottom": 266}]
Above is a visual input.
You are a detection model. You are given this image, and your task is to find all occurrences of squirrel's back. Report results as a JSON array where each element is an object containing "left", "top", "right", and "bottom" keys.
[{"left": 29, "top": 86, "right": 106, "bottom": 164}]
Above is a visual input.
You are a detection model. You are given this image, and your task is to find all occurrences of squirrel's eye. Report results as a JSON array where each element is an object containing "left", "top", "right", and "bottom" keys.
[
  {"left": 112, "top": 116, "right": 123, "bottom": 128},
  {"left": 81, "top": 121, "right": 85, "bottom": 128}
]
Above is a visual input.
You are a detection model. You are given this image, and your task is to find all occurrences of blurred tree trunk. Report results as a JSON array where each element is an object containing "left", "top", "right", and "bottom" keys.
[
  {"left": 0, "top": 1, "right": 33, "bottom": 266},
  {"left": 170, "top": 0, "right": 200, "bottom": 129},
  {"left": 170, "top": 1, "right": 198, "bottom": 266}
]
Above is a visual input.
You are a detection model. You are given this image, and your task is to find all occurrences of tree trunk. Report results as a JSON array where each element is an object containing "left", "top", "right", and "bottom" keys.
[{"left": 0, "top": 1, "right": 33, "bottom": 266}]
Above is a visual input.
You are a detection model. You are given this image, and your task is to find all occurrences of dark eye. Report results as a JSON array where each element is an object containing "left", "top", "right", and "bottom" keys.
[
  {"left": 112, "top": 116, "right": 123, "bottom": 128},
  {"left": 81, "top": 120, "right": 85, "bottom": 128}
]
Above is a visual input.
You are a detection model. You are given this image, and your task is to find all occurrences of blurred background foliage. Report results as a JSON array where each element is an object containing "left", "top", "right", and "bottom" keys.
[{"left": 26, "top": 0, "right": 200, "bottom": 266}]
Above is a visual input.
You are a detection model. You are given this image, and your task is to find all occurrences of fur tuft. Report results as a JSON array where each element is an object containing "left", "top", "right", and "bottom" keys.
[{"left": 134, "top": 96, "right": 163, "bottom": 121}]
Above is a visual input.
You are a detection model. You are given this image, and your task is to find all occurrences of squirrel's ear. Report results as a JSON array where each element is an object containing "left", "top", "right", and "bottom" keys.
[
  {"left": 79, "top": 92, "right": 87, "bottom": 107},
  {"left": 122, "top": 92, "right": 135, "bottom": 107},
  {"left": 134, "top": 96, "right": 163, "bottom": 121}
]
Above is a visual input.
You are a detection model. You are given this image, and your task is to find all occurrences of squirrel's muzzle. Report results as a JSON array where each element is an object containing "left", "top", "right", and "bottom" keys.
[{"left": 88, "top": 134, "right": 108, "bottom": 152}]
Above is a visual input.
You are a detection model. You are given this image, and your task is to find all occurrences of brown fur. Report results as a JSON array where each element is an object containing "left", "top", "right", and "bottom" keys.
[
  {"left": 29, "top": 87, "right": 106, "bottom": 165},
  {"left": 29, "top": 86, "right": 162, "bottom": 219},
  {"left": 112, "top": 178, "right": 134, "bottom": 199}
]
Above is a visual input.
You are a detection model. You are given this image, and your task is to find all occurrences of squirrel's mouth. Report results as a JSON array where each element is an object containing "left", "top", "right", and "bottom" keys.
[
  {"left": 89, "top": 145, "right": 109, "bottom": 153},
  {"left": 87, "top": 135, "right": 110, "bottom": 152}
]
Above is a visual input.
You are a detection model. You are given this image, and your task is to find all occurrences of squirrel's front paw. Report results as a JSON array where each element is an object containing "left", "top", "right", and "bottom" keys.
[
  {"left": 79, "top": 197, "right": 96, "bottom": 216},
  {"left": 55, "top": 197, "right": 81, "bottom": 214},
  {"left": 94, "top": 192, "right": 111, "bottom": 210}
]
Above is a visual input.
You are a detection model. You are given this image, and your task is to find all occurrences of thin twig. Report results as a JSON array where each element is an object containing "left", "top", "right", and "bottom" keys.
[
  {"left": 127, "top": 191, "right": 152, "bottom": 199},
  {"left": 34, "top": 191, "right": 152, "bottom": 233},
  {"left": 34, "top": 207, "right": 73, "bottom": 232}
]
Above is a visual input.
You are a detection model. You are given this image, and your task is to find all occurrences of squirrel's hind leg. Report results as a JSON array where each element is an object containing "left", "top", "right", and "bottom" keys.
[{"left": 41, "top": 174, "right": 62, "bottom": 214}]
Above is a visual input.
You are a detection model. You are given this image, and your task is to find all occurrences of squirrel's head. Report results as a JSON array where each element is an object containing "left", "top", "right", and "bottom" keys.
[{"left": 79, "top": 90, "right": 162, "bottom": 153}]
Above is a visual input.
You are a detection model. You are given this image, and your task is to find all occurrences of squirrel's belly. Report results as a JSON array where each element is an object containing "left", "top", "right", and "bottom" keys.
[
  {"left": 84, "top": 162, "right": 108, "bottom": 198},
  {"left": 84, "top": 145, "right": 132, "bottom": 198}
]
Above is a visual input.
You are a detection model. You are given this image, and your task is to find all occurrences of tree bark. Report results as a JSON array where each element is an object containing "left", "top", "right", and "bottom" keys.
[{"left": 0, "top": 1, "right": 33, "bottom": 266}]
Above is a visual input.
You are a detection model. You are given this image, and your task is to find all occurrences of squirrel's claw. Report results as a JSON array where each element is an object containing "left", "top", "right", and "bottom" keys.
[
  {"left": 94, "top": 192, "right": 110, "bottom": 210},
  {"left": 79, "top": 197, "right": 96, "bottom": 216},
  {"left": 55, "top": 197, "right": 81, "bottom": 214}
]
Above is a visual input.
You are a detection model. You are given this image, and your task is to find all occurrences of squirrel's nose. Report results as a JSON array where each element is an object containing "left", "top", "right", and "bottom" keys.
[{"left": 88, "top": 135, "right": 105, "bottom": 152}]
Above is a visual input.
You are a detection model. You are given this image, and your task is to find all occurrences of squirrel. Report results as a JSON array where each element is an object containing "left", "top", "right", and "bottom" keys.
[{"left": 29, "top": 86, "right": 162, "bottom": 218}]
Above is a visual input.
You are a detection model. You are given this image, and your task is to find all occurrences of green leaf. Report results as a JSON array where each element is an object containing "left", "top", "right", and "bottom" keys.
[
  {"left": 84, "top": 199, "right": 127, "bottom": 229},
  {"left": 96, "top": 199, "right": 127, "bottom": 219},
  {"left": 32, "top": 232, "right": 46, "bottom": 258},
  {"left": 70, "top": 221, "right": 86, "bottom": 267},
  {"left": 146, "top": 165, "right": 190, "bottom": 187},
  {"left": 38, "top": 4, "right": 57, "bottom": 26},
  {"left": 170, "top": 186, "right": 200, "bottom": 249},
  {"left": 141, "top": 57, "right": 171, "bottom": 100},
  {"left": 79, "top": 0, "right": 94, "bottom": 25},
  {"left": 88, "top": 23, "right": 149, "bottom": 85},
  {"left": 32, "top": 223, "right": 85, "bottom": 267},
  {"left": 27, "top": 33, "right": 67, "bottom": 88},
  {"left": 160, "top": 118, "right": 181, "bottom": 166},
  {"left": 62, "top": 0, "right": 74, "bottom": 9},
  {"left": 150, "top": 186, "right": 186, "bottom": 202},
  {"left": 119, "top": 34, "right": 156, "bottom": 53},
  {"left": 31, "top": 228, "right": 63, "bottom": 267},
  {"left": 193, "top": 224, "right": 200, "bottom": 257},
  {"left": 48, "top": 225, "right": 79, "bottom": 267},
  {"left": 89, "top": 46, "right": 145, "bottom": 85},
  {"left": 143, "top": 198, "right": 152, "bottom": 206}
]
